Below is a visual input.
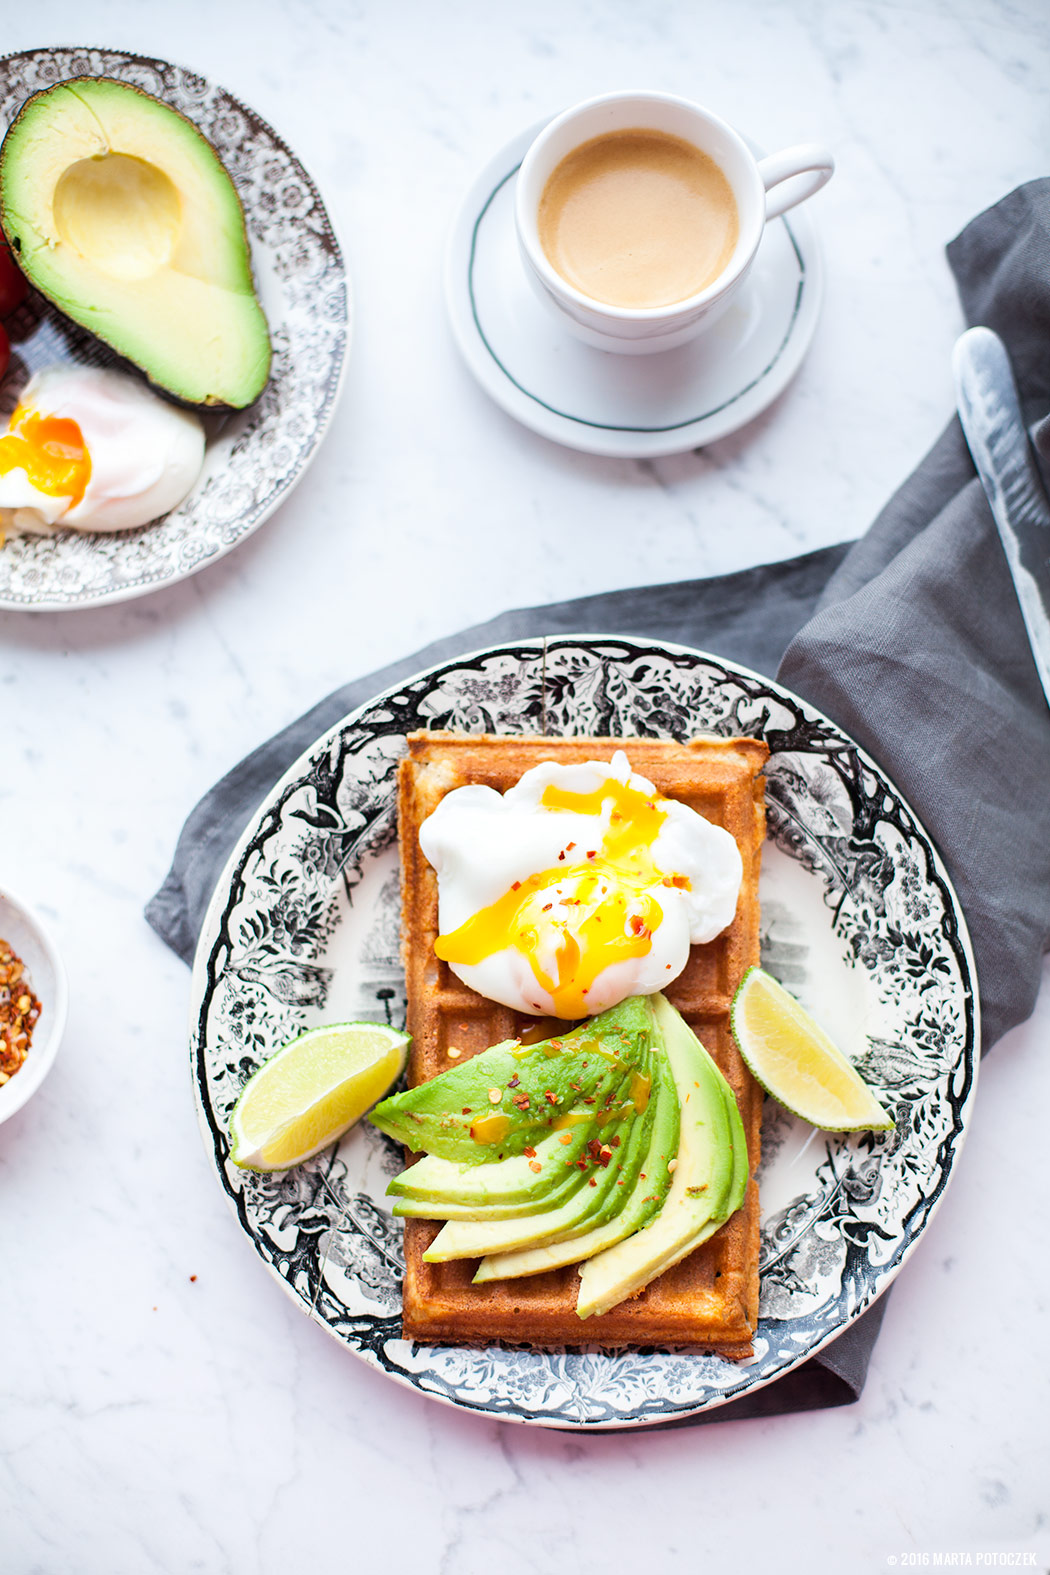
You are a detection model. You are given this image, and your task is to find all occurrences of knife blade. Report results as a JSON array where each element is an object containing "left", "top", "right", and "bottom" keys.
[{"left": 952, "top": 325, "right": 1050, "bottom": 708}]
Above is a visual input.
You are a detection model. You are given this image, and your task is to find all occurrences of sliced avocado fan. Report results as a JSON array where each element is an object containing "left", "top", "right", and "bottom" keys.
[
  {"left": 575, "top": 994, "right": 749, "bottom": 1320},
  {"left": 423, "top": 1040, "right": 658, "bottom": 1261},
  {"left": 0, "top": 77, "right": 271, "bottom": 408},
  {"left": 373, "top": 992, "right": 750, "bottom": 1316},
  {"left": 473, "top": 1033, "right": 681, "bottom": 1281}
]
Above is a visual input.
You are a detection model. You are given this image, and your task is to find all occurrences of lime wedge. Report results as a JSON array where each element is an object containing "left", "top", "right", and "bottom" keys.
[
  {"left": 229, "top": 1022, "right": 410, "bottom": 1171},
  {"left": 730, "top": 967, "right": 893, "bottom": 1132}
]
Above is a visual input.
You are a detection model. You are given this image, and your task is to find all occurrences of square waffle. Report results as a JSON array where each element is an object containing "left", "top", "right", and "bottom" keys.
[{"left": 396, "top": 731, "right": 767, "bottom": 1355}]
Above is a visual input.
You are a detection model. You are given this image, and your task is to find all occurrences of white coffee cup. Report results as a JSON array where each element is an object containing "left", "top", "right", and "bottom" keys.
[{"left": 515, "top": 89, "right": 834, "bottom": 354}]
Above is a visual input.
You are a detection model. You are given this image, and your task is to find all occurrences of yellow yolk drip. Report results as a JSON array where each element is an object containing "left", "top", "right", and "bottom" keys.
[
  {"left": 0, "top": 404, "right": 91, "bottom": 507},
  {"left": 434, "top": 777, "right": 679, "bottom": 1018}
]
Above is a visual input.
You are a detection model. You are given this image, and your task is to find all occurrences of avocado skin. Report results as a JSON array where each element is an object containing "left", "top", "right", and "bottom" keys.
[{"left": 0, "top": 76, "right": 271, "bottom": 409}]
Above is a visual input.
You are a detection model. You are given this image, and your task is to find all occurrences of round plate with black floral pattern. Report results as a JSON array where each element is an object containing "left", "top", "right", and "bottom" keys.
[
  {"left": 190, "top": 637, "right": 979, "bottom": 1429},
  {"left": 0, "top": 47, "right": 349, "bottom": 610}
]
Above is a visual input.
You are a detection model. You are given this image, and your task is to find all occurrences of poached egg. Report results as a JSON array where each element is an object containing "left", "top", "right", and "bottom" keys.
[
  {"left": 419, "top": 750, "right": 743, "bottom": 1018},
  {"left": 0, "top": 365, "right": 205, "bottom": 534}
]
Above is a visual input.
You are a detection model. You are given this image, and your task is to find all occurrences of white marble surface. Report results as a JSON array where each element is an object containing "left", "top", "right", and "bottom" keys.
[{"left": 2, "top": 2, "right": 1049, "bottom": 1570}]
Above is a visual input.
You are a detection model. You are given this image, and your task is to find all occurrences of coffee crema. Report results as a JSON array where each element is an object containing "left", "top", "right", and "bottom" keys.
[{"left": 537, "top": 128, "right": 739, "bottom": 310}]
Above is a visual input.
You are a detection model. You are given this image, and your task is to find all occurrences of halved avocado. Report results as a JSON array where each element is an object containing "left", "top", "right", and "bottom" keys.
[{"left": 0, "top": 77, "right": 271, "bottom": 408}]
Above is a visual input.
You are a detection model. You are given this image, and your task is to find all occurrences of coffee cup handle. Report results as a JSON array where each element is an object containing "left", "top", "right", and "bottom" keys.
[{"left": 757, "top": 144, "right": 835, "bottom": 220}]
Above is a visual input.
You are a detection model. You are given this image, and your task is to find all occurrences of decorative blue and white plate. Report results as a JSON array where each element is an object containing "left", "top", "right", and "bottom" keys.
[
  {"left": 190, "top": 637, "right": 979, "bottom": 1429},
  {"left": 0, "top": 46, "right": 349, "bottom": 610}
]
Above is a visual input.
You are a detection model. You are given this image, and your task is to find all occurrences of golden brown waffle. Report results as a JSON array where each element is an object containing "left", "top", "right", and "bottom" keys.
[{"left": 397, "top": 732, "right": 767, "bottom": 1354}]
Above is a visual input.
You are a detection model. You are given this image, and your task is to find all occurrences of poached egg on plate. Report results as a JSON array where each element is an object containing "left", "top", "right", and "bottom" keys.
[
  {"left": 0, "top": 365, "right": 205, "bottom": 535},
  {"left": 419, "top": 750, "right": 743, "bottom": 1018}
]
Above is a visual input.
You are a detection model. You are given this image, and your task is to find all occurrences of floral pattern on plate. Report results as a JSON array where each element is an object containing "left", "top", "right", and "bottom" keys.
[{"left": 190, "top": 637, "right": 978, "bottom": 1428}]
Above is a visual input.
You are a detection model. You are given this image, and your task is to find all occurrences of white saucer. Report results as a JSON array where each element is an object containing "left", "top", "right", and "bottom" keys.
[{"left": 446, "top": 121, "right": 824, "bottom": 458}]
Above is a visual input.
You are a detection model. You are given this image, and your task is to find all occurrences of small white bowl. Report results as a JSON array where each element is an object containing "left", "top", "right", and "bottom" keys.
[{"left": 0, "top": 885, "right": 68, "bottom": 1124}]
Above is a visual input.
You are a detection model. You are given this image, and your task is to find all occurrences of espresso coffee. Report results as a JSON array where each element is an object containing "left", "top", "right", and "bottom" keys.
[{"left": 537, "top": 129, "right": 739, "bottom": 309}]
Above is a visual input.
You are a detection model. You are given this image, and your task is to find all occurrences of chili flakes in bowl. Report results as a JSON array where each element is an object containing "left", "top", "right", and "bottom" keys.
[{"left": 0, "top": 937, "right": 41, "bottom": 1084}]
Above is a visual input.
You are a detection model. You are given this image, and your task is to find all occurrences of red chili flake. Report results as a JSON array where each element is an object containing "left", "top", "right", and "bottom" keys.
[
  {"left": 583, "top": 1096, "right": 595, "bottom": 1105},
  {"left": 577, "top": 1159, "right": 588, "bottom": 1171},
  {"left": 566, "top": 842, "right": 576, "bottom": 852},
  {"left": 639, "top": 1173, "right": 647, "bottom": 1180},
  {"left": 597, "top": 1150, "right": 611, "bottom": 1168},
  {"left": 544, "top": 1090, "right": 559, "bottom": 1105},
  {"left": 529, "top": 1160, "right": 542, "bottom": 1173},
  {"left": 587, "top": 1139, "right": 602, "bottom": 1159},
  {"left": 513, "top": 1093, "right": 530, "bottom": 1110},
  {"left": 558, "top": 851, "right": 566, "bottom": 861},
  {"left": 542, "top": 903, "right": 553, "bottom": 912},
  {"left": 629, "top": 914, "right": 645, "bottom": 934},
  {"left": 508, "top": 1074, "right": 520, "bottom": 1088},
  {"left": 586, "top": 850, "right": 597, "bottom": 860},
  {"left": 588, "top": 1178, "right": 597, "bottom": 1187},
  {"left": 610, "top": 1135, "right": 621, "bottom": 1148},
  {"left": 189, "top": 1275, "right": 198, "bottom": 1283},
  {"left": 523, "top": 1146, "right": 537, "bottom": 1159},
  {"left": 462, "top": 1108, "right": 472, "bottom": 1115}
]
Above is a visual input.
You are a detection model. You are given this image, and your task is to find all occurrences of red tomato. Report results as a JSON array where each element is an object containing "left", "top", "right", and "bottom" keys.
[
  {"left": 0, "top": 322, "right": 9, "bottom": 383},
  {"left": 0, "top": 243, "right": 28, "bottom": 317}
]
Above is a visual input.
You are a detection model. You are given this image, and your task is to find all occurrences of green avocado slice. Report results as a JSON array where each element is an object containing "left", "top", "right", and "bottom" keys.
[
  {"left": 719, "top": 1068, "right": 750, "bottom": 1218},
  {"left": 370, "top": 996, "right": 656, "bottom": 1165},
  {"left": 390, "top": 1127, "right": 594, "bottom": 1220},
  {"left": 422, "top": 1032, "right": 659, "bottom": 1260},
  {"left": 422, "top": 1090, "right": 644, "bottom": 1260},
  {"left": 0, "top": 77, "right": 271, "bottom": 408},
  {"left": 473, "top": 1027, "right": 682, "bottom": 1281},
  {"left": 576, "top": 995, "right": 745, "bottom": 1320}
]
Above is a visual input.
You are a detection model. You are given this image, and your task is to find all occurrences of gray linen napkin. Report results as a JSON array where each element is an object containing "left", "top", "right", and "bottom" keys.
[{"left": 148, "top": 179, "right": 1050, "bottom": 1424}]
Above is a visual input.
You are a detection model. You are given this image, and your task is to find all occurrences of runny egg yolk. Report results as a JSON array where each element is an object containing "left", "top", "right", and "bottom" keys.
[
  {"left": 434, "top": 777, "right": 690, "bottom": 1019},
  {"left": 0, "top": 403, "right": 92, "bottom": 507}
]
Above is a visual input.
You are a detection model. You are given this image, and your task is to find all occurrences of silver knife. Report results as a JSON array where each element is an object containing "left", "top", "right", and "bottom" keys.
[{"left": 953, "top": 325, "right": 1050, "bottom": 708}]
